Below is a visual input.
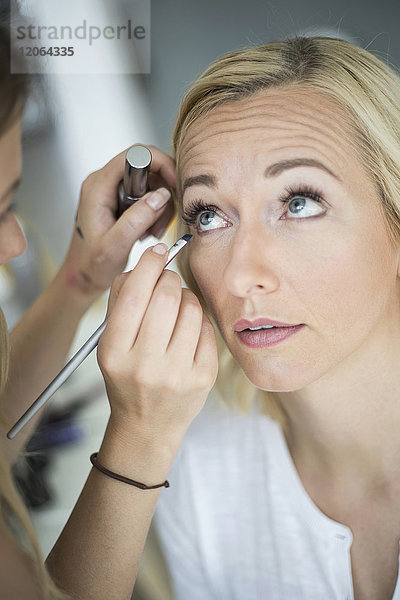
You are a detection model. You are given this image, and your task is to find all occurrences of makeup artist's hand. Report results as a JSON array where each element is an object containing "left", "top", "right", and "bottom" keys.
[
  {"left": 97, "top": 243, "right": 218, "bottom": 448},
  {"left": 59, "top": 145, "right": 176, "bottom": 301}
]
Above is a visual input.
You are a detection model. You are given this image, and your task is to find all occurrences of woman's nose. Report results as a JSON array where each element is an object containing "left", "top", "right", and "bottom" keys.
[{"left": 222, "top": 227, "right": 280, "bottom": 298}]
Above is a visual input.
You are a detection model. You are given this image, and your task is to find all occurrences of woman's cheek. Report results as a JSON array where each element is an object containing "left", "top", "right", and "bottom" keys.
[{"left": 189, "top": 250, "right": 222, "bottom": 313}]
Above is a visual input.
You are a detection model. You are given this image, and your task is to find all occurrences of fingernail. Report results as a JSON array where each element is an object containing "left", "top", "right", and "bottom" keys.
[
  {"left": 146, "top": 187, "right": 171, "bottom": 211},
  {"left": 152, "top": 242, "right": 168, "bottom": 255}
]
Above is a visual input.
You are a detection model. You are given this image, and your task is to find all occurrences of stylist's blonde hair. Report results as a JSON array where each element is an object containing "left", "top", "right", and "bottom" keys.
[{"left": 170, "top": 36, "right": 400, "bottom": 422}]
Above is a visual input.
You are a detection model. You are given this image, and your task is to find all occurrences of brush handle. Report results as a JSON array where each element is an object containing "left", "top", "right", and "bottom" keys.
[{"left": 7, "top": 319, "right": 108, "bottom": 440}]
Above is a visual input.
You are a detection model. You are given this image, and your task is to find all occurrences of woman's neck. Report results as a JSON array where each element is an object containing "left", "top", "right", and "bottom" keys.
[{"left": 276, "top": 330, "right": 400, "bottom": 492}]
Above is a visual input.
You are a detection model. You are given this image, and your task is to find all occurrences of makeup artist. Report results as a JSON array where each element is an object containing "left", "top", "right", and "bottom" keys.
[{"left": 0, "top": 14, "right": 217, "bottom": 600}]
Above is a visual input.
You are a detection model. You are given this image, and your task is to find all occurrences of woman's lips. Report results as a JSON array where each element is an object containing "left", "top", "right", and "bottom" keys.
[{"left": 235, "top": 324, "right": 305, "bottom": 348}]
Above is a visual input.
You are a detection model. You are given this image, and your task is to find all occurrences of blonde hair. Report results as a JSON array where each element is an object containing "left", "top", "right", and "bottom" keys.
[
  {"left": 0, "top": 309, "right": 68, "bottom": 598},
  {"left": 170, "top": 36, "right": 400, "bottom": 421}
]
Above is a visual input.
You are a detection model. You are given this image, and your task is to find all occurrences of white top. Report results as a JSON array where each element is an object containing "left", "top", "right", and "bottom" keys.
[{"left": 155, "top": 396, "right": 400, "bottom": 600}]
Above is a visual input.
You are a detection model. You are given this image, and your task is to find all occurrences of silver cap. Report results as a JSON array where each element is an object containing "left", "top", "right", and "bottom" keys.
[{"left": 123, "top": 145, "right": 152, "bottom": 198}]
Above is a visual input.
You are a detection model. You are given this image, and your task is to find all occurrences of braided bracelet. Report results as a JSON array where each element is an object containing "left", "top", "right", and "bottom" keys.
[{"left": 90, "top": 453, "right": 170, "bottom": 490}]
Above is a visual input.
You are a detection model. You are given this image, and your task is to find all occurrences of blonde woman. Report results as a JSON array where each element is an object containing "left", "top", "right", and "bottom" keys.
[
  {"left": 150, "top": 36, "right": 400, "bottom": 600},
  {"left": 0, "top": 16, "right": 217, "bottom": 600}
]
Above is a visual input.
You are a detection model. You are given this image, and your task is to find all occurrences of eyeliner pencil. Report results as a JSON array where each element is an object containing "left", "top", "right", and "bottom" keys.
[{"left": 7, "top": 235, "right": 192, "bottom": 440}]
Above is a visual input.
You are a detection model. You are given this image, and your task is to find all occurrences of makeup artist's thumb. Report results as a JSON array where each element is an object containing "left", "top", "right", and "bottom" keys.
[{"left": 103, "top": 188, "right": 171, "bottom": 259}]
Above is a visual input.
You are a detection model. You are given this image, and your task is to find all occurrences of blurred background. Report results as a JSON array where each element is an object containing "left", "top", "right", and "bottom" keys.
[{"left": 1, "top": 0, "right": 399, "bottom": 598}]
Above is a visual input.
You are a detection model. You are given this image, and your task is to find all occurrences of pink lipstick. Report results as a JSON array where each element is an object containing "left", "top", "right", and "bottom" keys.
[{"left": 233, "top": 318, "right": 305, "bottom": 348}]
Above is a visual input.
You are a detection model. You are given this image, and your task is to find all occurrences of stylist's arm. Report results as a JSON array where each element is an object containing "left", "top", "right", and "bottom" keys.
[
  {"left": 2, "top": 145, "right": 175, "bottom": 459},
  {"left": 46, "top": 243, "right": 218, "bottom": 600}
]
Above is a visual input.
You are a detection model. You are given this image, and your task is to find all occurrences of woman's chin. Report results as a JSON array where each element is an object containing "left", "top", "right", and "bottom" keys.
[{"left": 240, "top": 361, "right": 320, "bottom": 393}]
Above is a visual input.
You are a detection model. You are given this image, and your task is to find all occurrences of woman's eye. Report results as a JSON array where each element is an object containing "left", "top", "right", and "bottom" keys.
[
  {"left": 182, "top": 202, "right": 231, "bottom": 233},
  {"left": 282, "top": 195, "right": 326, "bottom": 219},
  {"left": 197, "top": 210, "right": 227, "bottom": 231}
]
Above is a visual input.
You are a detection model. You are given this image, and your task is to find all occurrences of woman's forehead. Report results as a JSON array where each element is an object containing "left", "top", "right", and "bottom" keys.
[{"left": 178, "top": 88, "right": 358, "bottom": 183}]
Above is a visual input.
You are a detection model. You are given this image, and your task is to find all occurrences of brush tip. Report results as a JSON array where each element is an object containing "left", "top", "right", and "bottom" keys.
[{"left": 182, "top": 234, "right": 192, "bottom": 242}]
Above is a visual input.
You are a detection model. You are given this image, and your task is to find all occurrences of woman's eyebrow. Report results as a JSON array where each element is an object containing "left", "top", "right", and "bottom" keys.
[
  {"left": 182, "top": 174, "right": 216, "bottom": 195},
  {"left": 182, "top": 158, "right": 341, "bottom": 195},
  {"left": 264, "top": 158, "right": 342, "bottom": 182}
]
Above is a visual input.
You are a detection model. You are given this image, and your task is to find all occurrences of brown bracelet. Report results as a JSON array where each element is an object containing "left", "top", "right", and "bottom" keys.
[{"left": 90, "top": 453, "right": 170, "bottom": 490}]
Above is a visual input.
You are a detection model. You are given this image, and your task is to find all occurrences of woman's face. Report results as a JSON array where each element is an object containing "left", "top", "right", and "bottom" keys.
[
  {"left": 179, "top": 87, "right": 400, "bottom": 392},
  {"left": 0, "top": 117, "right": 26, "bottom": 265}
]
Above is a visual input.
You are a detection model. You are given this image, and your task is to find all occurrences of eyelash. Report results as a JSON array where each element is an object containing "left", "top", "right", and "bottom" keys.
[
  {"left": 181, "top": 199, "right": 220, "bottom": 227},
  {"left": 181, "top": 184, "right": 325, "bottom": 229}
]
